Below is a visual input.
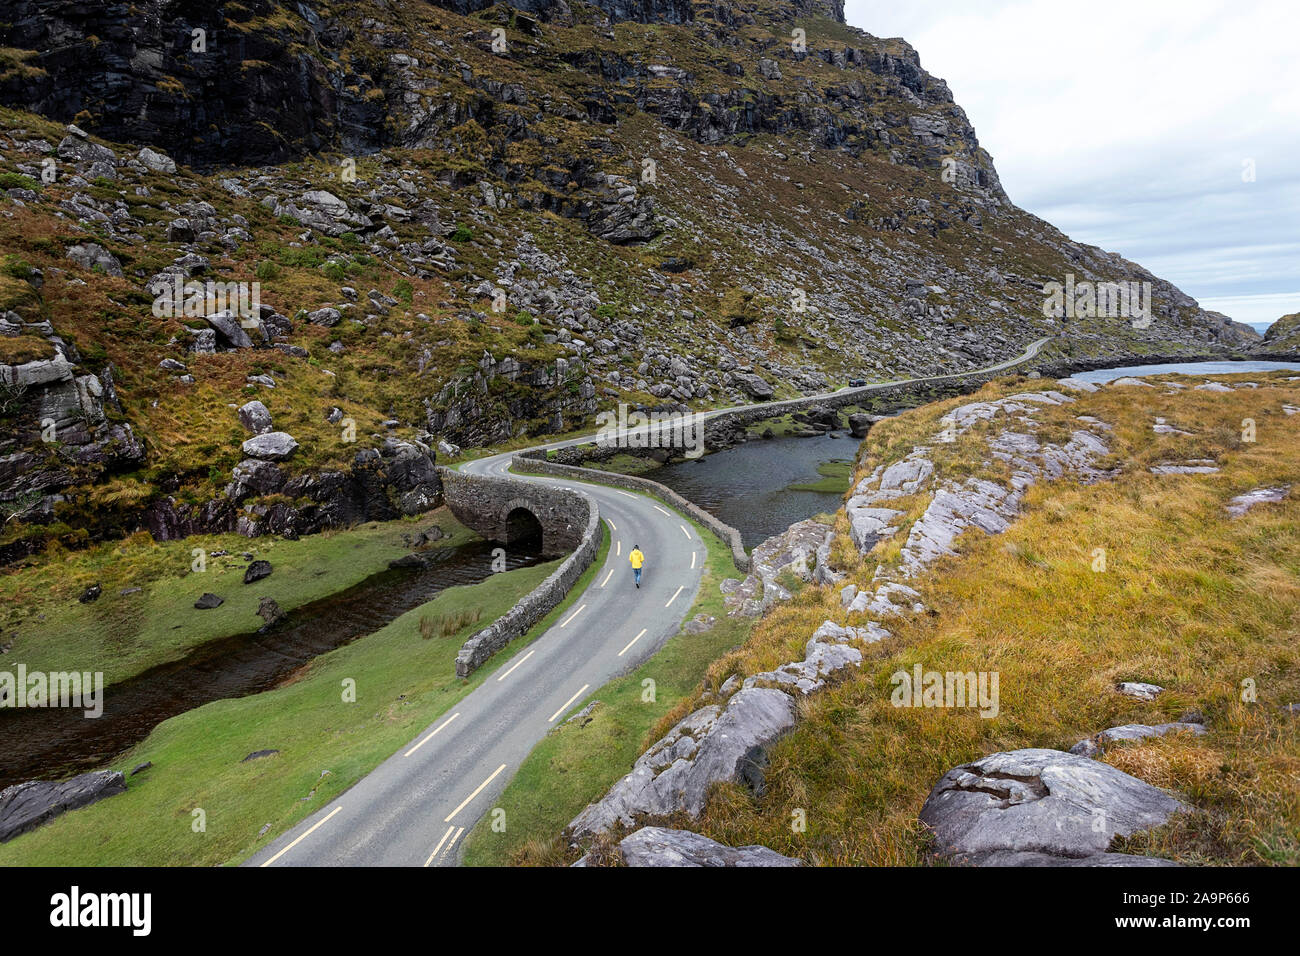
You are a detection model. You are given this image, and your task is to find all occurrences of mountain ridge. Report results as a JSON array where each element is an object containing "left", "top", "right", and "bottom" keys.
[{"left": 0, "top": 0, "right": 1274, "bottom": 559}]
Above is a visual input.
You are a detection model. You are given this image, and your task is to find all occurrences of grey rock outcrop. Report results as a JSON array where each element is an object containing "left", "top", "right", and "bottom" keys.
[
  {"left": 1225, "top": 485, "right": 1290, "bottom": 518},
  {"left": 243, "top": 559, "right": 272, "bottom": 584},
  {"left": 1069, "top": 721, "right": 1206, "bottom": 758},
  {"left": 0, "top": 770, "right": 127, "bottom": 842},
  {"left": 570, "top": 687, "right": 797, "bottom": 838},
  {"left": 1118, "top": 682, "right": 1164, "bottom": 701},
  {"left": 919, "top": 748, "right": 1187, "bottom": 866},
  {"left": 64, "top": 242, "right": 123, "bottom": 277},
  {"left": 241, "top": 432, "right": 299, "bottom": 461},
  {"left": 238, "top": 400, "right": 273, "bottom": 435},
  {"left": 576, "top": 826, "right": 802, "bottom": 867}
]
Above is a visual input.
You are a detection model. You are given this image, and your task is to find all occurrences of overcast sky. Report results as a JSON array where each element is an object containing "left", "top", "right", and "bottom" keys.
[{"left": 846, "top": 0, "right": 1300, "bottom": 327}]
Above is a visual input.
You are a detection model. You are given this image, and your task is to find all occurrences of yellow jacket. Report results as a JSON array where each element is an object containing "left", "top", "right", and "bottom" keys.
[{"left": 629, "top": 549, "right": 645, "bottom": 569}]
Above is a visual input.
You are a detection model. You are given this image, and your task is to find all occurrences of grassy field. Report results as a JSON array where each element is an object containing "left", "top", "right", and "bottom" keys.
[
  {"left": 0, "top": 527, "right": 609, "bottom": 866},
  {"left": 674, "top": 372, "right": 1300, "bottom": 866},
  {"left": 461, "top": 508, "right": 749, "bottom": 866},
  {"left": 0, "top": 510, "right": 473, "bottom": 687}
]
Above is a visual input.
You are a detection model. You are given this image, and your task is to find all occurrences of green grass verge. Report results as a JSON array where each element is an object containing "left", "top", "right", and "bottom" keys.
[
  {"left": 460, "top": 507, "right": 749, "bottom": 866},
  {"left": 0, "top": 511, "right": 473, "bottom": 687},
  {"left": 0, "top": 526, "right": 610, "bottom": 866}
]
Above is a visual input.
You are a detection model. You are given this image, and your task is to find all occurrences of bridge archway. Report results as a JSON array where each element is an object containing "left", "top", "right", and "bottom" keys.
[
  {"left": 438, "top": 467, "right": 586, "bottom": 559},
  {"left": 499, "top": 502, "right": 544, "bottom": 548}
]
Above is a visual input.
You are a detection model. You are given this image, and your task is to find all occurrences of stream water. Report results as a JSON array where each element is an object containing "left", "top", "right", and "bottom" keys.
[
  {"left": 0, "top": 538, "right": 543, "bottom": 788},
  {"left": 1074, "top": 360, "right": 1300, "bottom": 382},
  {"left": 652, "top": 434, "right": 854, "bottom": 548}
]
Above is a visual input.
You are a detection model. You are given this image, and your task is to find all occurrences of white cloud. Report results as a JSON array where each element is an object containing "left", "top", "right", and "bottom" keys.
[{"left": 844, "top": 0, "right": 1300, "bottom": 321}]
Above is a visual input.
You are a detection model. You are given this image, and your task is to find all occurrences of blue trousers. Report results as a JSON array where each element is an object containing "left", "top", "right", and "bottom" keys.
[{"left": 634, "top": 567, "right": 642, "bottom": 585}]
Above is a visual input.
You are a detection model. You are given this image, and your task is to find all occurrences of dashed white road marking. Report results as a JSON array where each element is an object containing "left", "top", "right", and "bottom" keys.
[
  {"left": 665, "top": 585, "right": 685, "bottom": 608},
  {"left": 496, "top": 650, "right": 534, "bottom": 683},
  {"left": 605, "top": 517, "right": 617, "bottom": 532},
  {"left": 680, "top": 524, "right": 691, "bottom": 539},
  {"left": 548, "top": 684, "right": 591, "bottom": 723},
  {"left": 424, "top": 825, "right": 455, "bottom": 867},
  {"left": 614, "top": 490, "right": 636, "bottom": 499},
  {"left": 260, "top": 805, "right": 343, "bottom": 867},
  {"left": 561, "top": 604, "right": 587, "bottom": 628},
  {"left": 600, "top": 568, "right": 614, "bottom": 588},
  {"left": 618, "top": 629, "right": 648, "bottom": 657},
  {"left": 404, "top": 711, "right": 461, "bottom": 757},
  {"left": 445, "top": 764, "right": 507, "bottom": 823},
  {"left": 690, "top": 551, "right": 696, "bottom": 569},
  {"left": 653, "top": 505, "right": 671, "bottom": 516},
  {"left": 616, "top": 540, "right": 621, "bottom": 556}
]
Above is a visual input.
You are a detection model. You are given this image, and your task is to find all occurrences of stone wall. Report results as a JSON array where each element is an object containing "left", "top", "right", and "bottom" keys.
[
  {"left": 438, "top": 466, "right": 590, "bottom": 556},
  {"left": 523, "top": 342, "right": 1052, "bottom": 471},
  {"left": 453, "top": 481, "right": 601, "bottom": 678},
  {"left": 511, "top": 457, "right": 751, "bottom": 573}
]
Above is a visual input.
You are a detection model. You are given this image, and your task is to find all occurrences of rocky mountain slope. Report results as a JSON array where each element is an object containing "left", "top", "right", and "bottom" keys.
[
  {"left": 564, "top": 368, "right": 1300, "bottom": 866},
  {"left": 0, "top": 0, "right": 1265, "bottom": 559}
]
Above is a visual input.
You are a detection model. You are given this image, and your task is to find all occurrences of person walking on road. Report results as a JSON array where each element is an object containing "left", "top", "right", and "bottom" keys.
[{"left": 629, "top": 544, "right": 645, "bottom": 588}]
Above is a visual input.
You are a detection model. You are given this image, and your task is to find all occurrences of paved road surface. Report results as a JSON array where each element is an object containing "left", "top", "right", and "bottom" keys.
[{"left": 248, "top": 337, "right": 1049, "bottom": 867}]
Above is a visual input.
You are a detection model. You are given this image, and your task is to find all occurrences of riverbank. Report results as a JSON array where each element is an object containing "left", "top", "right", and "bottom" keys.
[
  {"left": 0, "top": 527, "right": 609, "bottom": 865},
  {"left": 0, "top": 510, "right": 476, "bottom": 689}
]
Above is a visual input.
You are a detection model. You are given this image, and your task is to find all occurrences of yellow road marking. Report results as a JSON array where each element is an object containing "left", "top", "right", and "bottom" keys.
[
  {"left": 446, "top": 827, "right": 465, "bottom": 856},
  {"left": 600, "top": 568, "right": 614, "bottom": 588},
  {"left": 405, "top": 711, "right": 461, "bottom": 757},
  {"left": 618, "top": 629, "right": 648, "bottom": 657},
  {"left": 605, "top": 517, "right": 617, "bottom": 532},
  {"left": 424, "top": 825, "right": 456, "bottom": 867},
  {"left": 260, "top": 805, "right": 343, "bottom": 867},
  {"left": 445, "top": 764, "right": 507, "bottom": 823},
  {"left": 496, "top": 650, "right": 535, "bottom": 683},
  {"left": 548, "top": 684, "right": 591, "bottom": 723}
]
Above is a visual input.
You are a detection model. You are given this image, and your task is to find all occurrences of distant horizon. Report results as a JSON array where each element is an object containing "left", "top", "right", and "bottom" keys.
[{"left": 850, "top": 0, "right": 1300, "bottom": 327}]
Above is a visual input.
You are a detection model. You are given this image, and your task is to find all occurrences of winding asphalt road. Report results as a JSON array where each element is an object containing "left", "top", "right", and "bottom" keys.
[{"left": 247, "top": 336, "right": 1049, "bottom": 867}]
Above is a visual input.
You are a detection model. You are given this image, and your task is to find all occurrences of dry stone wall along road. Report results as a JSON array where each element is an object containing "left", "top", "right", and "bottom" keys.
[
  {"left": 245, "top": 337, "right": 1050, "bottom": 868},
  {"left": 246, "top": 467, "right": 707, "bottom": 867}
]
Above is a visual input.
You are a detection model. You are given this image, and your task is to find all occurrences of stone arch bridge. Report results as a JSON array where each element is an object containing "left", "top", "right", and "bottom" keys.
[{"left": 437, "top": 467, "right": 587, "bottom": 558}]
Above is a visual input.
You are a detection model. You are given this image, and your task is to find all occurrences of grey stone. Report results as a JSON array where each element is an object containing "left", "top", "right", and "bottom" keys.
[
  {"left": 1069, "top": 722, "right": 1207, "bottom": 758},
  {"left": 1225, "top": 485, "right": 1290, "bottom": 518},
  {"left": 919, "top": 748, "right": 1187, "bottom": 866},
  {"left": 194, "top": 593, "right": 224, "bottom": 609},
  {"left": 205, "top": 310, "right": 253, "bottom": 349},
  {"left": 64, "top": 242, "right": 123, "bottom": 277},
  {"left": 587, "top": 826, "right": 802, "bottom": 867},
  {"left": 569, "top": 688, "right": 797, "bottom": 837},
  {"left": 238, "top": 400, "right": 273, "bottom": 434},
  {"left": 0, "top": 770, "right": 127, "bottom": 842},
  {"left": 307, "top": 307, "right": 342, "bottom": 327},
  {"left": 241, "top": 431, "right": 299, "bottom": 461},
  {"left": 243, "top": 560, "right": 272, "bottom": 584},
  {"left": 1118, "top": 682, "right": 1164, "bottom": 700},
  {"left": 137, "top": 147, "right": 177, "bottom": 173},
  {"left": 256, "top": 597, "right": 285, "bottom": 629}
]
